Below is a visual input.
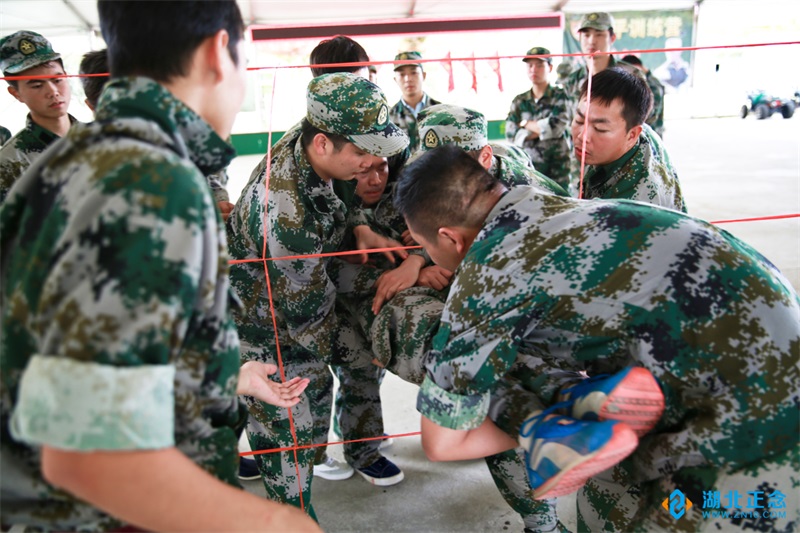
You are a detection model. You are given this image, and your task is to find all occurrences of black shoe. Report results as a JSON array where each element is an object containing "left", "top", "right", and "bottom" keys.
[
  {"left": 356, "top": 456, "right": 404, "bottom": 486},
  {"left": 238, "top": 457, "right": 261, "bottom": 481}
]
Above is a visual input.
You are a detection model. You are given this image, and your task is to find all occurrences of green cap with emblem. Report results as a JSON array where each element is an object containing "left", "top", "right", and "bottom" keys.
[
  {"left": 0, "top": 30, "right": 61, "bottom": 76},
  {"left": 522, "top": 46, "right": 552, "bottom": 64},
  {"left": 417, "top": 104, "right": 488, "bottom": 152},
  {"left": 578, "top": 12, "right": 615, "bottom": 32},
  {"left": 307, "top": 72, "right": 409, "bottom": 157},
  {"left": 394, "top": 51, "right": 423, "bottom": 71}
]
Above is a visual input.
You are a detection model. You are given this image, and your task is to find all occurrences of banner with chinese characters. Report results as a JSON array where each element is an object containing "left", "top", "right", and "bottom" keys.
[{"left": 563, "top": 10, "right": 695, "bottom": 92}]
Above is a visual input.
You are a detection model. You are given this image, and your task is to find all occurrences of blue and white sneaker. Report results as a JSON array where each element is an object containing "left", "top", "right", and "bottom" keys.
[
  {"left": 559, "top": 367, "right": 665, "bottom": 437},
  {"left": 356, "top": 456, "right": 404, "bottom": 486},
  {"left": 519, "top": 411, "right": 638, "bottom": 499}
]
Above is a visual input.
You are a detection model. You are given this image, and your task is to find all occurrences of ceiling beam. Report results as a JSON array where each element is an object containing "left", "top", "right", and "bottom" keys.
[{"left": 61, "top": 0, "right": 94, "bottom": 31}]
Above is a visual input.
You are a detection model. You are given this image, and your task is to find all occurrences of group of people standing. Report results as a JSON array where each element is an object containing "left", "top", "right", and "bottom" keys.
[{"left": 1, "top": 3, "right": 797, "bottom": 533}]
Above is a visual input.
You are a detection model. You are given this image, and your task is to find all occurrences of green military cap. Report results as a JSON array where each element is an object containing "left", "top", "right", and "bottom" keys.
[
  {"left": 523, "top": 46, "right": 552, "bottom": 64},
  {"left": 307, "top": 72, "right": 408, "bottom": 157},
  {"left": 417, "top": 104, "right": 488, "bottom": 152},
  {"left": 0, "top": 30, "right": 61, "bottom": 75},
  {"left": 578, "top": 12, "right": 615, "bottom": 32},
  {"left": 394, "top": 51, "right": 423, "bottom": 71}
]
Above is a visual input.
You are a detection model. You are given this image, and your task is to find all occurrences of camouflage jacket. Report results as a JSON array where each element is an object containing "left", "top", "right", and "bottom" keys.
[
  {"left": 644, "top": 69, "right": 665, "bottom": 137},
  {"left": 504, "top": 84, "right": 572, "bottom": 186},
  {"left": 0, "top": 125, "right": 11, "bottom": 145},
  {"left": 0, "top": 77, "right": 246, "bottom": 531},
  {"left": 562, "top": 56, "right": 619, "bottom": 106},
  {"left": 418, "top": 186, "right": 799, "bottom": 474},
  {"left": 489, "top": 149, "right": 569, "bottom": 197},
  {"left": 0, "top": 113, "right": 78, "bottom": 204},
  {"left": 389, "top": 93, "right": 441, "bottom": 152},
  {"left": 227, "top": 123, "right": 372, "bottom": 368},
  {"left": 581, "top": 123, "right": 686, "bottom": 212}
]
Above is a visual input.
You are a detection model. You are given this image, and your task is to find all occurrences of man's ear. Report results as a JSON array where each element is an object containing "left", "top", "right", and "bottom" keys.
[
  {"left": 206, "top": 29, "right": 231, "bottom": 82},
  {"left": 478, "top": 145, "right": 494, "bottom": 170},
  {"left": 312, "top": 132, "right": 331, "bottom": 156},
  {"left": 627, "top": 124, "right": 643, "bottom": 145},
  {"left": 438, "top": 226, "right": 468, "bottom": 255},
  {"left": 8, "top": 85, "right": 22, "bottom": 103}
]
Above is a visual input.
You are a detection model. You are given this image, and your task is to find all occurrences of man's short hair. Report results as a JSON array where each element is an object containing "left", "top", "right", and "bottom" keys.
[
  {"left": 394, "top": 144, "right": 497, "bottom": 241},
  {"left": 79, "top": 49, "right": 109, "bottom": 109},
  {"left": 309, "top": 35, "right": 369, "bottom": 78},
  {"left": 300, "top": 117, "right": 349, "bottom": 152},
  {"left": 580, "top": 67, "right": 652, "bottom": 131},
  {"left": 98, "top": 0, "right": 244, "bottom": 82},
  {"left": 620, "top": 54, "right": 644, "bottom": 68}
]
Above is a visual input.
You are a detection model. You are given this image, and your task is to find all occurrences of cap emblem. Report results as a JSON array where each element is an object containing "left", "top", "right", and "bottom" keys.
[
  {"left": 424, "top": 129, "right": 439, "bottom": 148},
  {"left": 378, "top": 104, "right": 388, "bottom": 126},
  {"left": 19, "top": 39, "right": 36, "bottom": 55}
]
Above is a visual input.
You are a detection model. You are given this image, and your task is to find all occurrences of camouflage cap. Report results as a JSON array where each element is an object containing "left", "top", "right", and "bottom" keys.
[
  {"left": 417, "top": 104, "right": 488, "bottom": 152},
  {"left": 394, "top": 51, "right": 423, "bottom": 71},
  {"left": 0, "top": 30, "right": 61, "bottom": 75},
  {"left": 523, "top": 46, "right": 552, "bottom": 64},
  {"left": 578, "top": 12, "right": 615, "bottom": 32},
  {"left": 307, "top": 72, "right": 409, "bottom": 157}
]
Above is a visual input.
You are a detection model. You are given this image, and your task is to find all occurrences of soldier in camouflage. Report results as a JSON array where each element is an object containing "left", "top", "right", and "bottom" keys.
[
  {"left": 416, "top": 103, "right": 569, "bottom": 198},
  {"left": 394, "top": 144, "right": 799, "bottom": 532},
  {"left": 504, "top": 47, "right": 573, "bottom": 190},
  {"left": 0, "top": 30, "right": 78, "bottom": 203},
  {"left": 390, "top": 51, "right": 442, "bottom": 152},
  {"left": 227, "top": 72, "right": 409, "bottom": 515},
  {"left": 0, "top": 1, "right": 318, "bottom": 532},
  {"left": 621, "top": 54, "right": 666, "bottom": 138},
  {"left": 561, "top": 12, "right": 619, "bottom": 105},
  {"left": 573, "top": 67, "right": 686, "bottom": 211}
]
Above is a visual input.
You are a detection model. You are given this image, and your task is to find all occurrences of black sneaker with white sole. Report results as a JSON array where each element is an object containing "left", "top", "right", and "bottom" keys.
[{"left": 356, "top": 456, "right": 404, "bottom": 486}]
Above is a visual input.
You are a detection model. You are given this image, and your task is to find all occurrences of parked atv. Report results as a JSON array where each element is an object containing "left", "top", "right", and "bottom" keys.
[{"left": 741, "top": 90, "right": 795, "bottom": 119}]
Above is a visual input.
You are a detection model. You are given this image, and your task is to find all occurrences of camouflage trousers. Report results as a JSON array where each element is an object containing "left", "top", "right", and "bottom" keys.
[
  {"left": 576, "top": 446, "right": 799, "bottom": 532},
  {"left": 310, "top": 363, "right": 386, "bottom": 469},
  {"left": 373, "top": 287, "right": 565, "bottom": 533},
  {"left": 523, "top": 140, "right": 572, "bottom": 191}
]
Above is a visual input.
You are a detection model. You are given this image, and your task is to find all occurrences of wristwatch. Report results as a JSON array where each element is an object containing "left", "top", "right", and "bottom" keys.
[{"left": 519, "top": 119, "right": 529, "bottom": 128}]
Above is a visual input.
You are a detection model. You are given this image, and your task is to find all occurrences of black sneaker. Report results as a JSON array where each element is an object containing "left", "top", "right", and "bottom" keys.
[
  {"left": 238, "top": 457, "right": 261, "bottom": 481},
  {"left": 356, "top": 456, "right": 404, "bottom": 486}
]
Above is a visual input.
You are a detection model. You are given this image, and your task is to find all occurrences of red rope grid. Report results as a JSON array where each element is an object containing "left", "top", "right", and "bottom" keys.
[{"left": 8, "top": 40, "right": 794, "bottom": 498}]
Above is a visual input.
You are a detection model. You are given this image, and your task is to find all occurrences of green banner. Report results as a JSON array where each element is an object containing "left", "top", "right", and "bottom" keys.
[{"left": 564, "top": 10, "right": 694, "bottom": 92}]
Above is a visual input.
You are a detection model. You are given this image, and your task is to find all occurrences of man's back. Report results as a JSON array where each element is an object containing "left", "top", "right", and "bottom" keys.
[{"left": 0, "top": 77, "right": 243, "bottom": 530}]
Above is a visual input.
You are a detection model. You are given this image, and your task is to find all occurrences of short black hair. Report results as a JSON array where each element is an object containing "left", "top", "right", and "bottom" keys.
[
  {"left": 579, "top": 66, "right": 652, "bottom": 130},
  {"left": 6, "top": 58, "right": 65, "bottom": 89},
  {"left": 79, "top": 49, "right": 109, "bottom": 109},
  {"left": 394, "top": 145, "right": 498, "bottom": 241},
  {"left": 98, "top": 0, "right": 244, "bottom": 82},
  {"left": 620, "top": 54, "right": 643, "bottom": 68},
  {"left": 300, "top": 117, "right": 349, "bottom": 152},
  {"left": 309, "top": 35, "right": 369, "bottom": 78}
]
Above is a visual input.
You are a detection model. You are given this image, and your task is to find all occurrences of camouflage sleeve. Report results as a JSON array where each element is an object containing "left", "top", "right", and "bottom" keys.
[
  {"left": 0, "top": 143, "right": 31, "bottom": 204},
  {"left": 505, "top": 95, "right": 524, "bottom": 142},
  {"left": 207, "top": 169, "right": 230, "bottom": 203},
  {"left": 8, "top": 160, "right": 214, "bottom": 451},
  {"left": 416, "top": 262, "right": 540, "bottom": 430},
  {"left": 536, "top": 89, "right": 570, "bottom": 142}
]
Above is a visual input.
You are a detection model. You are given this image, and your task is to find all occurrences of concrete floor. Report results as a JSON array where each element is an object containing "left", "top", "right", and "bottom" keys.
[{"left": 231, "top": 115, "right": 800, "bottom": 532}]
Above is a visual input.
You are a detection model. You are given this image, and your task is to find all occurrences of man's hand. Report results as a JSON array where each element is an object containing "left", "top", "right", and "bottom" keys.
[
  {"left": 416, "top": 265, "right": 453, "bottom": 291},
  {"left": 522, "top": 120, "right": 542, "bottom": 140},
  {"left": 353, "top": 225, "right": 409, "bottom": 264},
  {"left": 371, "top": 255, "right": 425, "bottom": 314},
  {"left": 237, "top": 361, "right": 309, "bottom": 407},
  {"left": 218, "top": 201, "right": 235, "bottom": 222},
  {"left": 401, "top": 229, "right": 418, "bottom": 247}
]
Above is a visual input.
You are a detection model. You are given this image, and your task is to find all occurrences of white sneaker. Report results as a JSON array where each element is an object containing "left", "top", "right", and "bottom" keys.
[
  {"left": 378, "top": 434, "right": 394, "bottom": 450},
  {"left": 313, "top": 456, "right": 354, "bottom": 481}
]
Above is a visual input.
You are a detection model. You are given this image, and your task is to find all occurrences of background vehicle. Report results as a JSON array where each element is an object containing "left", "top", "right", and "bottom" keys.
[{"left": 740, "top": 89, "right": 795, "bottom": 119}]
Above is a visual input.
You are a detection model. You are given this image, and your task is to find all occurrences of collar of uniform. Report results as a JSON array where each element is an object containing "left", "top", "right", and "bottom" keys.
[
  {"left": 94, "top": 77, "right": 235, "bottom": 176},
  {"left": 587, "top": 137, "right": 640, "bottom": 189},
  {"left": 292, "top": 130, "right": 349, "bottom": 219},
  {"left": 401, "top": 93, "right": 429, "bottom": 117},
  {"left": 21, "top": 113, "right": 78, "bottom": 147}
]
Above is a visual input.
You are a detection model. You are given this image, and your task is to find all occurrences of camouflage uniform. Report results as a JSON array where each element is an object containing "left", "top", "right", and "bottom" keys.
[
  {"left": 0, "top": 76, "right": 246, "bottom": 531},
  {"left": 0, "top": 125, "right": 11, "bottom": 145},
  {"left": 389, "top": 93, "right": 441, "bottom": 154},
  {"left": 226, "top": 73, "right": 407, "bottom": 514},
  {"left": 0, "top": 113, "right": 79, "bottom": 203},
  {"left": 417, "top": 104, "right": 569, "bottom": 197},
  {"left": 505, "top": 84, "right": 573, "bottom": 190},
  {"left": 581, "top": 123, "right": 686, "bottom": 212},
  {"left": 207, "top": 168, "right": 230, "bottom": 204},
  {"left": 645, "top": 69, "right": 666, "bottom": 137},
  {"left": 561, "top": 56, "right": 620, "bottom": 108},
  {"left": 415, "top": 185, "right": 800, "bottom": 532}
]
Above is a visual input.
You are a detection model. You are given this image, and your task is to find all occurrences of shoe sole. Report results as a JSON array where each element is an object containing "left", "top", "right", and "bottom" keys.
[
  {"left": 597, "top": 367, "right": 665, "bottom": 437},
  {"left": 357, "top": 469, "right": 405, "bottom": 487},
  {"left": 238, "top": 475, "right": 261, "bottom": 481},
  {"left": 313, "top": 468, "right": 355, "bottom": 481},
  {"left": 533, "top": 423, "right": 638, "bottom": 500}
]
